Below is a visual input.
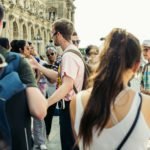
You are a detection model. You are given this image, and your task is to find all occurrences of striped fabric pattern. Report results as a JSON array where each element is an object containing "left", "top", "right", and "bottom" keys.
[{"left": 142, "top": 63, "right": 150, "bottom": 91}]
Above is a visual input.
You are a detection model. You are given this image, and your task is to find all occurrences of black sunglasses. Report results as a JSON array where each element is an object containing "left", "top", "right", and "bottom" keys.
[
  {"left": 47, "top": 52, "right": 55, "bottom": 57},
  {"left": 72, "top": 40, "right": 80, "bottom": 45}
]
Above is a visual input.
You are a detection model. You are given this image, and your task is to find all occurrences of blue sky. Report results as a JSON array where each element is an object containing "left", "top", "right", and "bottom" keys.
[{"left": 74, "top": 0, "right": 150, "bottom": 48}]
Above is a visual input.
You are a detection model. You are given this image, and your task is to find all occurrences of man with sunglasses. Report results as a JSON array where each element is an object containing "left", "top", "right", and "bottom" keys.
[
  {"left": 32, "top": 18, "right": 84, "bottom": 150},
  {"left": 141, "top": 40, "right": 150, "bottom": 95}
]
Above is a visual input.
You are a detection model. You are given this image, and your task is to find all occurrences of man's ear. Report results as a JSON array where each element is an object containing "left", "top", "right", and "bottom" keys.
[{"left": 132, "top": 61, "right": 140, "bottom": 73}]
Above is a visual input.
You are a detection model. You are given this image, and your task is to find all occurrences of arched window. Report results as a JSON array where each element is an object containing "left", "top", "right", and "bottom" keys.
[
  {"left": 48, "top": 7, "right": 57, "bottom": 21},
  {"left": 13, "top": 21, "right": 18, "bottom": 39},
  {"left": 23, "top": 24, "right": 27, "bottom": 40}
]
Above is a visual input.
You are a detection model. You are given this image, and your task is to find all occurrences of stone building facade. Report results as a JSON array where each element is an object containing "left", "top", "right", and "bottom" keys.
[{"left": 0, "top": 0, "right": 75, "bottom": 55}]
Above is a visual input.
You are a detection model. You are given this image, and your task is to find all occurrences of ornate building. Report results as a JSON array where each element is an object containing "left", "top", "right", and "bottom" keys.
[{"left": 0, "top": 0, "right": 75, "bottom": 54}]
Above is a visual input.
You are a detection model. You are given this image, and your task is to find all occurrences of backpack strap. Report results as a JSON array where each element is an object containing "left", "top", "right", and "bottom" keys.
[
  {"left": 116, "top": 93, "right": 143, "bottom": 150},
  {"left": 64, "top": 49, "right": 89, "bottom": 74},
  {"left": 63, "top": 49, "right": 90, "bottom": 93}
]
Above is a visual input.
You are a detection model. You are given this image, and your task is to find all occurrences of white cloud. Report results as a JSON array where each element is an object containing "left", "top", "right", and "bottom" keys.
[{"left": 74, "top": 0, "right": 150, "bottom": 48}]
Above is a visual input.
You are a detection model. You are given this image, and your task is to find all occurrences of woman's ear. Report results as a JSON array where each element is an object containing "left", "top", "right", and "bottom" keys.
[{"left": 132, "top": 61, "right": 140, "bottom": 73}]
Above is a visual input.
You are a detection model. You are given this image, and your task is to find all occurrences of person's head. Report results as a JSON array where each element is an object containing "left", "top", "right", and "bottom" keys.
[
  {"left": 28, "top": 41, "right": 37, "bottom": 56},
  {"left": 78, "top": 28, "right": 141, "bottom": 149},
  {"left": 71, "top": 31, "right": 80, "bottom": 48},
  {"left": 14, "top": 40, "right": 30, "bottom": 57},
  {"left": 10, "top": 40, "right": 18, "bottom": 51},
  {"left": 46, "top": 46, "right": 57, "bottom": 64},
  {"left": 51, "top": 18, "right": 74, "bottom": 47},
  {"left": 142, "top": 40, "right": 150, "bottom": 61},
  {"left": 0, "top": 37, "right": 10, "bottom": 50},
  {"left": 85, "top": 45, "right": 99, "bottom": 64},
  {"left": 0, "top": 5, "right": 4, "bottom": 35}
]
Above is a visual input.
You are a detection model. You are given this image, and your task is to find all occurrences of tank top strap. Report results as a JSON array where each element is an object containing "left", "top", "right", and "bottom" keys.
[{"left": 111, "top": 90, "right": 140, "bottom": 125}]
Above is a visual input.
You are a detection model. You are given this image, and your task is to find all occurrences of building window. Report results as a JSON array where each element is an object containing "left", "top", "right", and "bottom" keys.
[
  {"left": 23, "top": 24, "right": 27, "bottom": 40},
  {"left": 13, "top": 21, "right": 18, "bottom": 39}
]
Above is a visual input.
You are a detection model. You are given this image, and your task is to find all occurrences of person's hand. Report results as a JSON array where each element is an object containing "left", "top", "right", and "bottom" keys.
[{"left": 29, "top": 55, "right": 40, "bottom": 69}]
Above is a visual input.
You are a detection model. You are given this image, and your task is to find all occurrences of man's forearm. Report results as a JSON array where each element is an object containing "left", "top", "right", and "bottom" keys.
[
  {"left": 47, "top": 83, "right": 72, "bottom": 107},
  {"left": 38, "top": 65, "right": 58, "bottom": 81}
]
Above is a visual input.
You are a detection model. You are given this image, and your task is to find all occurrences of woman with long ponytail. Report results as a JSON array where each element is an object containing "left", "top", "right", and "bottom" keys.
[{"left": 70, "top": 28, "right": 150, "bottom": 150}]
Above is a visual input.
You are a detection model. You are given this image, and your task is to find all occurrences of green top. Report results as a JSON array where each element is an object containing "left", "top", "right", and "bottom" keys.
[{"left": 0, "top": 46, "right": 37, "bottom": 87}]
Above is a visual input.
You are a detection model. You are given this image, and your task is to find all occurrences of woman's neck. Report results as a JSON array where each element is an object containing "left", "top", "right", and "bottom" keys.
[{"left": 122, "top": 69, "right": 133, "bottom": 88}]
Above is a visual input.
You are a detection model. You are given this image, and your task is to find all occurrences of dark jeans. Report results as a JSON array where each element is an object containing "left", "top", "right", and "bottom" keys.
[
  {"left": 59, "top": 101, "right": 79, "bottom": 150},
  {"left": 44, "top": 103, "right": 56, "bottom": 136}
]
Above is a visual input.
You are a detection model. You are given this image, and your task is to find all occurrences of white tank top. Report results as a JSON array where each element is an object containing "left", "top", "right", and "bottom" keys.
[{"left": 74, "top": 91, "right": 150, "bottom": 150}]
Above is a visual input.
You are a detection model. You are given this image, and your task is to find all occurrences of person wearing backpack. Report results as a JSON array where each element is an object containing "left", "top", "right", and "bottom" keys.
[
  {"left": 31, "top": 18, "right": 85, "bottom": 150},
  {"left": 0, "top": 5, "right": 47, "bottom": 150}
]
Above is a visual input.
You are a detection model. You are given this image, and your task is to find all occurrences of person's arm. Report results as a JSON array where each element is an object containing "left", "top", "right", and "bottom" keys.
[
  {"left": 47, "top": 75, "right": 74, "bottom": 106},
  {"left": 19, "top": 58, "right": 48, "bottom": 120},
  {"left": 141, "top": 94, "right": 150, "bottom": 128},
  {"left": 30, "top": 56, "right": 58, "bottom": 81},
  {"left": 26, "top": 87, "right": 48, "bottom": 120},
  {"left": 37, "top": 63, "right": 58, "bottom": 81},
  {"left": 70, "top": 95, "right": 78, "bottom": 139}
]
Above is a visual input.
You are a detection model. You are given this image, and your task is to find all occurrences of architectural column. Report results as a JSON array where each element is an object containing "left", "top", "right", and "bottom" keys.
[
  {"left": 71, "top": 10, "right": 74, "bottom": 23},
  {"left": 27, "top": 21, "right": 32, "bottom": 41},
  {"left": 8, "top": 14, "right": 15, "bottom": 41},
  {"left": 18, "top": 17, "right": 24, "bottom": 39}
]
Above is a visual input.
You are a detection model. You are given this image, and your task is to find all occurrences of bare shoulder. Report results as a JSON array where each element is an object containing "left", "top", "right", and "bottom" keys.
[{"left": 141, "top": 93, "right": 150, "bottom": 127}]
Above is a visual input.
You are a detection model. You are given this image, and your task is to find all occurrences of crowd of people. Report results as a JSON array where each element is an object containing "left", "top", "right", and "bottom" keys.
[{"left": 0, "top": 3, "right": 150, "bottom": 150}]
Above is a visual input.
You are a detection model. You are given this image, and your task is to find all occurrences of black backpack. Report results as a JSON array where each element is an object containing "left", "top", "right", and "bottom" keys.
[{"left": 6, "top": 91, "right": 33, "bottom": 150}]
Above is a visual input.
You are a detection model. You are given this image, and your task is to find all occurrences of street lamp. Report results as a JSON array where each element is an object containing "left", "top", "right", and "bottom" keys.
[{"left": 34, "top": 35, "right": 42, "bottom": 54}]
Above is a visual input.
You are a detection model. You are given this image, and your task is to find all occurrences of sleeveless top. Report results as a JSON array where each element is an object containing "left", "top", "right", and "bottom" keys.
[{"left": 74, "top": 91, "right": 150, "bottom": 150}]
